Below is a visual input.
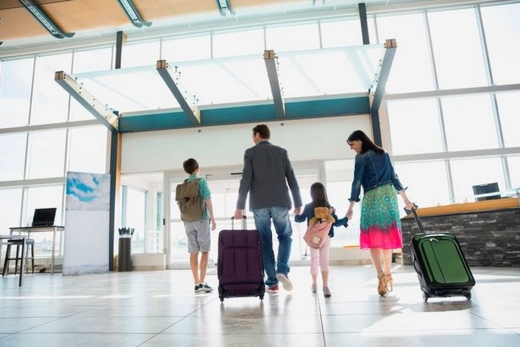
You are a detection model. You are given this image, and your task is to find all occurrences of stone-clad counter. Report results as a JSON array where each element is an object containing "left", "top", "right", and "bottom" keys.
[{"left": 400, "top": 198, "right": 520, "bottom": 267}]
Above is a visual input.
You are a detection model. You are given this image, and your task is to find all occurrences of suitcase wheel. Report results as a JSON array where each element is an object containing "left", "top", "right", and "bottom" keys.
[
  {"left": 465, "top": 292, "right": 472, "bottom": 300},
  {"left": 422, "top": 291, "right": 429, "bottom": 303}
]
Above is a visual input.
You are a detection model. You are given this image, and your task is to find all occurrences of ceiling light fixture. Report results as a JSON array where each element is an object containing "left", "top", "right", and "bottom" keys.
[
  {"left": 117, "top": 0, "right": 151, "bottom": 28},
  {"left": 19, "top": 0, "right": 75, "bottom": 39},
  {"left": 216, "top": 0, "right": 235, "bottom": 17}
]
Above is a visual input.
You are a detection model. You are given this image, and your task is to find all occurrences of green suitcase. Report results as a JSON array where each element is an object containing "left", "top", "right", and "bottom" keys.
[{"left": 409, "top": 209, "right": 475, "bottom": 302}]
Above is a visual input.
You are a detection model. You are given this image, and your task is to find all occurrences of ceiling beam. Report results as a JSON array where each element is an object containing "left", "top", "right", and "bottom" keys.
[
  {"left": 54, "top": 71, "right": 119, "bottom": 132},
  {"left": 369, "top": 38, "right": 397, "bottom": 113},
  {"left": 19, "top": 0, "right": 75, "bottom": 39},
  {"left": 264, "top": 50, "right": 285, "bottom": 119},
  {"left": 156, "top": 60, "right": 201, "bottom": 126}
]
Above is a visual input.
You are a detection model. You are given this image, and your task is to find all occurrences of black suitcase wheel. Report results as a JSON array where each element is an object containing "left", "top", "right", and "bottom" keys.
[{"left": 465, "top": 292, "right": 472, "bottom": 300}]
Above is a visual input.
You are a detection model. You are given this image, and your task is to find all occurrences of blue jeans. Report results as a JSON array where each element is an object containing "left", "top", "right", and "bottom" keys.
[{"left": 253, "top": 206, "right": 293, "bottom": 287}]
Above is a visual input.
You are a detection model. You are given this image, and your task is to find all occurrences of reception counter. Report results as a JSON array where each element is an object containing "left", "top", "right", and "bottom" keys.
[{"left": 401, "top": 198, "right": 520, "bottom": 267}]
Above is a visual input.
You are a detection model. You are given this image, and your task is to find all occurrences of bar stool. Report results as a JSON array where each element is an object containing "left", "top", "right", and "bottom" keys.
[{"left": 2, "top": 239, "right": 35, "bottom": 276}]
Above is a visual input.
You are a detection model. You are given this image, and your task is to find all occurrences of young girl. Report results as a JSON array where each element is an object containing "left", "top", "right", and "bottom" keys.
[{"left": 295, "top": 182, "right": 348, "bottom": 297}]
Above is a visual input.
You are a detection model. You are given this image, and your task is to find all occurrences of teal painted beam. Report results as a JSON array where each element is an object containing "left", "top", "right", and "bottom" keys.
[
  {"left": 118, "top": 110, "right": 189, "bottom": 132},
  {"left": 285, "top": 96, "right": 369, "bottom": 118},
  {"left": 118, "top": 96, "right": 369, "bottom": 133}
]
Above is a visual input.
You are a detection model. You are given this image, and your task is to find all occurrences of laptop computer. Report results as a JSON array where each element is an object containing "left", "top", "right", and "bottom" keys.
[{"left": 32, "top": 208, "right": 57, "bottom": 227}]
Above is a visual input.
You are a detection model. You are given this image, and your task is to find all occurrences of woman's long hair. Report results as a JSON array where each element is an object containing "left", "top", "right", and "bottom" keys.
[
  {"left": 310, "top": 182, "right": 329, "bottom": 208},
  {"left": 347, "top": 130, "right": 385, "bottom": 155}
]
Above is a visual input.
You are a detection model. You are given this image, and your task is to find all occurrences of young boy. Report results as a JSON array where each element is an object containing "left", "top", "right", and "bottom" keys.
[{"left": 179, "top": 158, "right": 217, "bottom": 293}]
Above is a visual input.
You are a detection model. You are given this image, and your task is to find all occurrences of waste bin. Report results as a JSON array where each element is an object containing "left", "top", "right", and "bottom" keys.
[{"left": 118, "top": 237, "right": 132, "bottom": 271}]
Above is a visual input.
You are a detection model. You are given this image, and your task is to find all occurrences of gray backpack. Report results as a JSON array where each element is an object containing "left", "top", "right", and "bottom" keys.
[{"left": 175, "top": 178, "right": 205, "bottom": 222}]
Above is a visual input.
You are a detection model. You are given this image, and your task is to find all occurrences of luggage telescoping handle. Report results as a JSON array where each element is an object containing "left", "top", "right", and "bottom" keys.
[
  {"left": 410, "top": 207, "right": 426, "bottom": 234},
  {"left": 231, "top": 215, "right": 247, "bottom": 230},
  {"left": 404, "top": 203, "right": 425, "bottom": 233}
]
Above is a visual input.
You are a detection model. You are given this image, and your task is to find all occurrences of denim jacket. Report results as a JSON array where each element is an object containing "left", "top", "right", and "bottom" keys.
[{"left": 349, "top": 150, "right": 404, "bottom": 202}]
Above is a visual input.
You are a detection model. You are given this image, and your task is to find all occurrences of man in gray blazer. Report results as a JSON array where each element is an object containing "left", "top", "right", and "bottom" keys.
[{"left": 235, "top": 124, "right": 302, "bottom": 292}]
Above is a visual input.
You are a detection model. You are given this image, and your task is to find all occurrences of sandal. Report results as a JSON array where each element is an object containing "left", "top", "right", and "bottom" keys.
[
  {"left": 386, "top": 274, "right": 393, "bottom": 292},
  {"left": 377, "top": 272, "right": 387, "bottom": 296}
]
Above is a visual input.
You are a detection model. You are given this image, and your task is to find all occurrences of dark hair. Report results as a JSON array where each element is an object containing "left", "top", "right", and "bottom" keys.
[
  {"left": 310, "top": 182, "right": 329, "bottom": 208},
  {"left": 183, "top": 158, "right": 199, "bottom": 174},
  {"left": 253, "top": 124, "right": 270, "bottom": 139},
  {"left": 347, "top": 130, "right": 385, "bottom": 155}
]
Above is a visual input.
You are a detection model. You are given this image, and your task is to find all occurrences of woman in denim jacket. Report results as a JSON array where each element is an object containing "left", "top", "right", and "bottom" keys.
[{"left": 345, "top": 130, "right": 414, "bottom": 296}]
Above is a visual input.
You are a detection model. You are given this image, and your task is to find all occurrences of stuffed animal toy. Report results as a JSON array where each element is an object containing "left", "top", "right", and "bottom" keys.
[{"left": 308, "top": 206, "right": 336, "bottom": 226}]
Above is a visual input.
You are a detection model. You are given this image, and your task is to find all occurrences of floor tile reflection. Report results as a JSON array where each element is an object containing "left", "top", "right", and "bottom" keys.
[{"left": 1, "top": 265, "right": 519, "bottom": 346}]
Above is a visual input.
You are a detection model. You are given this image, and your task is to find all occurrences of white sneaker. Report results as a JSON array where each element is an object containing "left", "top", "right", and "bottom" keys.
[{"left": 276, "top": 273, "right": 293, "bottom": 291}]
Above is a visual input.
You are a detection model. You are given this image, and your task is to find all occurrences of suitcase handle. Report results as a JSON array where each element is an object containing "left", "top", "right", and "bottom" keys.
[
  {"left": 409, "top": 206, "right": 426, "bottom": 234},
  {"left": 231, "top": 215, "right": 247, "bottom": 230},
  {"left": 404, "top": 203, "right": 425, "bottom": 233}
]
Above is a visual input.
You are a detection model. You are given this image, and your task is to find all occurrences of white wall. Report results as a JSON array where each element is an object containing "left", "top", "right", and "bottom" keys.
[{"left": 121, "top": 115, "right": 371, "bottom": 173}]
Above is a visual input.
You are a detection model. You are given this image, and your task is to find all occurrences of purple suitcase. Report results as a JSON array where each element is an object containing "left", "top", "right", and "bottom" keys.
[{"left": 217, "top": 217, "right": 265, "bottom": 302}]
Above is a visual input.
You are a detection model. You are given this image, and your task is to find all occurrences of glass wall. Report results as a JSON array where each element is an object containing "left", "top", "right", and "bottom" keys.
[
  {"left": 380, "top": 1, "right": 520, "bottom": 204},
  {"left": 0, "top": 47, "right": 109, "bottom": 260}
]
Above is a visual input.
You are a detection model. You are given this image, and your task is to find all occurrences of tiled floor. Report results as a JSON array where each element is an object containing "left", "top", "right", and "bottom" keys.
[{"left": 1, "top": 264, "right": 519, "bottom": 346}]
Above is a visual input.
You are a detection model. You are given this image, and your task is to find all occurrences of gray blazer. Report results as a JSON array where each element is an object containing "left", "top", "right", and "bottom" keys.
[{"left": 236, "top": 141, "right": 302, "bottom": 211}]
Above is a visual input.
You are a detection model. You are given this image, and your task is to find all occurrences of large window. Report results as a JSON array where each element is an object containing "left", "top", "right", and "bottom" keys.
[
  {"left": 121, "top": 40, "right": 160, "bottom": 68},
  {"left": 30, "top": 53, "right": 72, "bottom": 125},
  {"left": 442, "top": 95, "right": 499, "bottom": 151},
  {"left": 320, "top": 18, "right": 364, "bottom": 48},
  {"left": 387, "top": 99, "right": 444, "bottom": 155},
  {"left": 0, "top": 188, "right": 23, "bottom": 234},
  {"left": 382, "top": 2, "right": 519, "bottom": 206},
  {"left": 481, "top": 3, "right": 520, "bottom": 85},
  {"left": 450, "top": 157, "right": 506, "bottom": 202},
  {"left": 213, "top": 28, "right": 265, "bottom": 58},
  {"left": 0, "top": 133, "right": 27, "bottom": 181},
  {"left": 496, "top": 92, "right": 520, "bottom": 148},
  {"left": 26, "top": 130, "right": 67, "bottom": 179},
  {"left": 266, "top": 23, "right": 320, "bottom": 52},
  {"left": 122, "top": 186, "right": 147, "bottom": 253},
  {"left": 162, "top": 35, "right": 211, "bottom": 62},
  {"left": 0, "top": 46, "right": 109, "bottom": 262},
  {"left": 507, "top": 156, "right": 520, "bottom": 190},
  {"left": 67, "top": 126, "right": 109, "bottom": 174},
  {"left": 0, "top": 58, "right": 34, "bottom": 127},
  {"left": 428, "top": 8, "right": 488, "bottom": 89},
  {"left": 376, "top": 12, "right": 435, "bottom": 93},
  {"left": 394, "top": 161, "right": 451, "bottom": 207}
]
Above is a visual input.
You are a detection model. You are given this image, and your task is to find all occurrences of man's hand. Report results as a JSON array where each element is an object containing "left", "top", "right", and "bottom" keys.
[
  {"left": 293, "top": 206, "right": 302, "bottom": 215},
  {"left": 234, "top": 209, "right": 244, "bottom": 219}
]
